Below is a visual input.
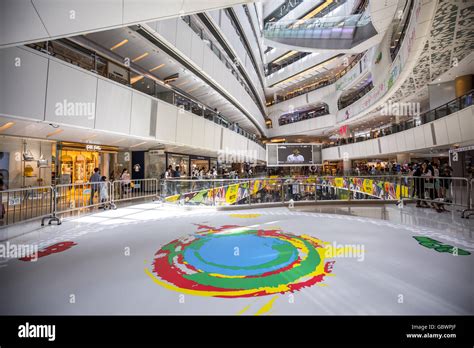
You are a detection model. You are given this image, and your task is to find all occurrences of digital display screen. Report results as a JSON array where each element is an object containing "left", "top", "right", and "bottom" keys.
[{"left": 277, "top": 145, "right": 313, "bottom": 165}]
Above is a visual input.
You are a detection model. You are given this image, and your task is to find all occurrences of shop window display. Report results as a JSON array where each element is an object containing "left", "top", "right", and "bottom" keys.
[{"left": 59, "top": 150, "right": 99, "bottom": 184}]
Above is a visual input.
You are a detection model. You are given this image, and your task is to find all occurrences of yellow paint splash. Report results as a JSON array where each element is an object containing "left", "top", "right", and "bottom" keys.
[
  {"left": 237, "top": 305, "right": 251, "bottom": 315},
  {"left": 254, "top": 295, "right": 279, "bottom": 316},
  {"left": 228, "top": 213, "right": 262, "bottom": 218}
]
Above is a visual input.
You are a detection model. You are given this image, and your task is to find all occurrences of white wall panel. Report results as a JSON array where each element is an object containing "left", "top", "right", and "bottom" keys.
[
  {"left": 214, "top": 125, "right": 222, "bottom": 150},
  {"left": 396, "top": 131, "right": 406, "bottom": 151},
  {"left": 204, "top": 121, "right": 215, "bottom": 149},
  {"left": 157, "top": 18, "right": 178, "bottom": 45},
  {"left": 130, "top": 92, "right": 152, "bottom": 137},
  {"left": 45, "top": 60, "right": 97, "bottom": 128},
  {"left": 422, "top": 124, "right": 434, "bottom": 147},
  {"left": 95, "top": 79, "right": 132, "bottom": 134},
  {"left": 444, "top": 113, "right": 462, "bottom": 144},
  {"left": 0, "top": 0, "right": 49, "bottom": 48},
  {"left": 458, "top": 107, "right": 474, "bottom": 143},
  {"left": 190, "top": 34, "right": 204, "bottom": 69},
  {"left": 176, "top": 111, "right": 193, "bottom": 145},
  {"left": 202, "top": 46, "right": 215, "bottom": 76},
  {"left": 0, "top": 47, "right": 48, "bottom": 120},
  {"left": 191, "top": 116, "right": 206, "bottom": 148},
  {"left": 388, "top": 134, "right": 398, "bottom": 153},
  {"left": 156, "top": 101, "right": 177, "bottom": 143},
  {"left": 123, "top": 0, "right": 182, "bottom": 23},
  {"left": 413, "top": 126, "right": 426, "bottom": 149},
  {"left": 379, "top": 136, "right": 389, "bottom": 154},
  {"left": 176, "top": 20, "right": 193, "bottom": 57},
  {"left": 33, "top": 0, "right": 122, "bottom": 38},
  {"left": 404, "top": 128, "right": 416, "bottom": 150},
  {"left": 433, "top": 119, "right": 449, "bottom": 146}
]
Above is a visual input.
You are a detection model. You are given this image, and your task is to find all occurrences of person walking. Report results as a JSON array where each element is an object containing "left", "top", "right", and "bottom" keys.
[
  {"left": 89, "top": 168, "right": 101, "bottom": 206},
  {"left": 99, "top": 176, "right": 109, "bottom": 209}
]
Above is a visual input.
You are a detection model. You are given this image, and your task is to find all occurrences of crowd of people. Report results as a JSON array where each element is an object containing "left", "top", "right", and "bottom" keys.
[{"left": 163, "top": 165, "right": 219, "bottom": 179}]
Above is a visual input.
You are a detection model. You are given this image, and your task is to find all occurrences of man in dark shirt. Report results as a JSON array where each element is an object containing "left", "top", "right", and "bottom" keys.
[{"left": 89, "top": 168, "right": 101, "bottom": 205}]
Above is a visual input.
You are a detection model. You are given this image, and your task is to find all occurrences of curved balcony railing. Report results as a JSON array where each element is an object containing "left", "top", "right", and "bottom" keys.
[
  {"left": 27, "top": 40, "right": 263, "bottom": 147},
  {"left": 267, "top": 52, "right": 364, "bottom": 106},
  {"left": 323, "top": 89, "right": 474, "bottom": 149},
  {"left": 159, "top": 175, "right": 471, "bottom": 214}
]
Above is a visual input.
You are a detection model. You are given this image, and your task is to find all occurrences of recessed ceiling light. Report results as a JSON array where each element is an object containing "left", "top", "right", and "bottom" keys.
[
  {"left": 132, "top": 52, "right": 149, "bottom": 62},
  {"left": 0, "top": 121, "right": 15, "bottom": 132},
  {"left": 46, "top": 128, "right": 63, "bottom": 138},
  {"left": 149, "top": 63, "right": 165, "bottom": 72},
  {"left": 131, "top": 75, "right": 144, "bottom": 84},
  {"left": 110, "top": 39, "right": 128, "bottom": 50}
]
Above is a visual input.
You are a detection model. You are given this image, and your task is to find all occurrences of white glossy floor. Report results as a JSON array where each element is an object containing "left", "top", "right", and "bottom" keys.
[{"left": 0, "top": 203, "right": 472, "bottom": 315}]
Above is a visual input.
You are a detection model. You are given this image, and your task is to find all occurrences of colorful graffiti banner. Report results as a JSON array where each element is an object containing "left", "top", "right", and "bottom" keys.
[
  {"left": 315, "top": 176, "right": 408, "bottom": 200},
  {"left": 146, "top": 224, "right": 335, "bottom": 298},
  {"left": 164, "top": 177, "right": 409, "bottom": 205}
]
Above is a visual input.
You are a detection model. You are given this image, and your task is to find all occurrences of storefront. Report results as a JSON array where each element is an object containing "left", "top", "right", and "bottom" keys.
[
  {"left": 165, "top": 152, "right": 217, "bottom": 177},
  {"left": 0, "top": 136, "right": 55, "bottom": 189},
  {"left": 56, "top": 142, "right": 122, "bottom": 184}
]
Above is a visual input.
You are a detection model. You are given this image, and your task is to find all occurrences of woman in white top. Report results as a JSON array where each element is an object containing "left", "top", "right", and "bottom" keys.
[{"left": 120, "top": 169, "right": 131, "bottom": 197}]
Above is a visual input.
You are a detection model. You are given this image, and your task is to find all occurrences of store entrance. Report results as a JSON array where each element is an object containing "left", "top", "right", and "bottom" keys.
[
  {"left": 190, "top": 158, "right": 209, "bottom": 174},
  {"left": 60, "top": 150, "right": 99, "bottom": 184}
]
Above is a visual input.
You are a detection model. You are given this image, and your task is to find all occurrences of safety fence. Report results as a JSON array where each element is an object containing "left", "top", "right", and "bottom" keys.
[
  {"left": 462, "top": 179, "right": 474, "bottom": 218},
  {"left": 161, "top": 176, "right": 473, "bottom": 215},
  {"left": 0, "top": 186, "right": 54, "bottom": 226},
  {"left": 1, "top": 176, "right": 472, "bottom": 228},
  {"left": 398, "top": 176, "right": 470, "bottom": 212},
  {"left": 0, "top": 179, "right": 160, "bottom": 227},
  {"left": 160, "top": 176, "right": 408, "bottom": 206}
]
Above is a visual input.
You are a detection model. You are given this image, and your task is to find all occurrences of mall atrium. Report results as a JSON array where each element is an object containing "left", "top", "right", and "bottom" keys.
[{"left": 0, "top": 0, "right": 473, "bottom": 341}]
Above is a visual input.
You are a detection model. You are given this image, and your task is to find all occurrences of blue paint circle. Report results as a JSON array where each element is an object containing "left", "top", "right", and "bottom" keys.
[{"left": 183, "top": 234, "right": 298, "bottom": 276}]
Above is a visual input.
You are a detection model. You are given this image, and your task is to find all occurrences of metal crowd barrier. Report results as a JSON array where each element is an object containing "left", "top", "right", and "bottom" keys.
[
  {"left": 399, "top": 176, "right": 470, "bottom": 211},
  {"left": 111, "top": 178, "right": 159, "bottom": 207},
  {"left": 160, "top": 176, "right": 405, "bottom": 207},
  {"left": 54, "top": 182, "right": 112, "bottom": 214},
  {"left": 461, "top": 178, "right": 474, "bottom": 218},
  {"left": 0, "top": 179, "right": 160, "bottom": 228},
  {"left": 1, "top": 176, "right": 473, "bottom": 228},
  {"left": 0, "top": 186, "right": 54, "bottom": 227}
]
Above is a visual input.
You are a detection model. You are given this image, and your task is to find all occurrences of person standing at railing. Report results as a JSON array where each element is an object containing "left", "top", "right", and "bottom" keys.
[
  {"left": 413, "top": 164, "right": 426, "bottom": 208},
  {"left": 89, "top": 168, "right": 101, "bottom": 205},
  {"left": 439, "top": 164, "right": 453, "bottom": 204},
  {"left": 173, "top": 166, "right": 181, "bottom": 195}
]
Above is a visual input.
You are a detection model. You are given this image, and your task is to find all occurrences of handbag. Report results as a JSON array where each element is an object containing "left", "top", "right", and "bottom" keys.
[
  {"left": 37, "top": 155, "right": 48, "bottom": 168},
  {"left": 23, "top": 150, "right": 35, "bottom": 161},
  {"left": 24, "top": 164, "right": 35, "bottom": 177}
]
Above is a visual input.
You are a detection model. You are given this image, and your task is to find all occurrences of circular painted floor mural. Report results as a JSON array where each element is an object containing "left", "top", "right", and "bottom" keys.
[{"left": 147, "top": 224, "right": 335, "bottom": 297}]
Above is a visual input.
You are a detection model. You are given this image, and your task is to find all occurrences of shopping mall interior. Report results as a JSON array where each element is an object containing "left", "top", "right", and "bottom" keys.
[{"left": 0, "top": 0, "right": 473, "bottom": 344}]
